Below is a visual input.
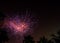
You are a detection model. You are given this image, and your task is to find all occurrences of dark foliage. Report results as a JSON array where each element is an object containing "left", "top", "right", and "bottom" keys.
[
  {"left": 48, "top": 40, "right": 54, "bottom": 43},
  {"left": 51, "top": 30, "right": 60, "bottom": 43},
  {"left": 23, "top": 30, "right": 60, "bottom": 43},
  {"left": 37, "top": 36, "right": 48, "bottom": 43},
  {"left": 23, "top": 35, "right": 35, "bottom": 43},
  {"left": 0, "top": 28, "right": 9, "bottom": 43}
]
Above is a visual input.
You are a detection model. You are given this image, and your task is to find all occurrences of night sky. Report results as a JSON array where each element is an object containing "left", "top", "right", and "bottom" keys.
[{"left": 0, "top": 1, "right": 60, "bottom": 43}]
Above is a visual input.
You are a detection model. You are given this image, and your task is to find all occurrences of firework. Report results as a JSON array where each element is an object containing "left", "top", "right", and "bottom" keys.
[
  {"left": 3, "top": 10, "right": 39, "bottom": 36},
  {"left": 3, "top": 14, "right": 33, "bottom": 35}
]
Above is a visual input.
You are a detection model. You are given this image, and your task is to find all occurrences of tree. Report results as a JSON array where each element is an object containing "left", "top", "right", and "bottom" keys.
[
  {"left": 23, "top": 35, "right": 35, "bottom": 43},
  {"left": 48, "top": 40, "right": 54, "bottom": 43},
  {"left": 37, "top": 36, "right": 48, "bottom": 43},
  {"left": 51, "top": 30, "right": 60, "bottom": 43},
  {"left": 0, "top": 28, "right": 9, "bottom": 43}
]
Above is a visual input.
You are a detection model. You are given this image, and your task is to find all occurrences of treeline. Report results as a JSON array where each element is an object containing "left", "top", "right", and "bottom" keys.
[
  {"left": 0, "top": 28, "right": 60, "bottom": 43},
  {"left": 23, "top": 30, "right": 60, "bottom": 43}
]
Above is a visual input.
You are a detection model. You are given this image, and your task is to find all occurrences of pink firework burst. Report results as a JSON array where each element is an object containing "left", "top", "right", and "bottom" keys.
[
  {"left": 3, "top": 14, "right": 33, "bottom": 34},
  {"left": 9, "top": 20, "right": 29, "bottom": 33}
]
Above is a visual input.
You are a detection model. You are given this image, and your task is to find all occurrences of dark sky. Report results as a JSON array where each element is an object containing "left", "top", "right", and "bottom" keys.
[{"left": 0, "top": 1, "right": 60, "bottom": 42}]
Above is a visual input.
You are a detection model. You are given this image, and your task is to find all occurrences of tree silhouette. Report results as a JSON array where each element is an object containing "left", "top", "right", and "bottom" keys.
[
  {"left": 23, "top": 35, "right": 35, "bottom": 43},
  {"left": 48, "top": 40, "right": 54, "bottom": 43},
  {"left": 0, "top": 28, "right": 9, "bottom": 43},
  {"left": 51, "top": 30, "right": 60, "bottom": 43},
  {"left": 37, "top": 36, "right": 48, "bottom": 43}
]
